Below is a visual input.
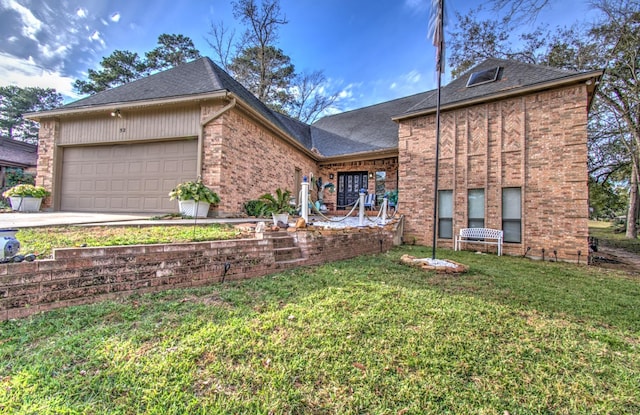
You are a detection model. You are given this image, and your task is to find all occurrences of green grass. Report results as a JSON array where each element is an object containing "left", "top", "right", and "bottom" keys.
[
  {"left": 16, "top": 224, "right": 242, "bottom": 258},
  {"left": 1, "top": 246, "right": 639, "bottom": 414},
  {"left": 589, "top": 220, "right": 640, "bottom": 254}
]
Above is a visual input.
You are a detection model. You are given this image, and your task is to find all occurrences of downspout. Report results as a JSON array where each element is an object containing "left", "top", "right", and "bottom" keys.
[{"left": 197, "top": 95, "right": 237, "bottom": 175}]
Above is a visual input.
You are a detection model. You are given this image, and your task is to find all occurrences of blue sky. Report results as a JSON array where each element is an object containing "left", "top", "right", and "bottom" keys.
[{"left": 0, "top": 0, "right": 595, "bottom": 112}]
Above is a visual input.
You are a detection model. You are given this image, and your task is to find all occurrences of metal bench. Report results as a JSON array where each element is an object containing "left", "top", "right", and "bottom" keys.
[{"left": 454, "top": 228, "right": 503, "bottom": 256}]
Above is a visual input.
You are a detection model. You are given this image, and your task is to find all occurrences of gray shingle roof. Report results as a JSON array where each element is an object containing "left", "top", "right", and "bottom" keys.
[
  {"left": 53, "top": 57, "right": 593, "bottom": 159},
  {"left": 402, "top": 58, "right": 584, "bottom": 116},
  {"left": 310, "top": 92, "right": 432, "bottom": 156},
  {"left": 63, "top": 57, "right": 312, "bottom": 151},
  {"left": 0, "top": 138, "right": 38, "bottom": 167}
]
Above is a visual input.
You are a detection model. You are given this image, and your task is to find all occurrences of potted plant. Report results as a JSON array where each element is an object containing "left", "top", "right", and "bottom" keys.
[
  {"left": 259, "top": 188, "right": 296, "bottom": 225},
  {"left": 169, "top": 179, "right": 220, "bottom": 218},
  {"left": 2, "top": 184, "right": 50, "bottom": 212},
  {"left": 386, "top": 189, "right": 398, "bottom": 209},
  {"left": 313, "top": 176, "right": 335, "bottom": 212}
]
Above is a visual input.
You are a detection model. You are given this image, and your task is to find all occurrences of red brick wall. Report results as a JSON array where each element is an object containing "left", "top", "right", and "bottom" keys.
[
  {"left": 34, "top": 119, "right": 59, "bottom": 209},
  {"left": 317, "top": 158, "right": 398, "bottom": 209},
  {"left": 398, "top": 85, "right": 590, "bottom": 261},
  {"left": 0, "top": 226, "right": 397, "bottom": 321},
  {"left": 201, "top": 105, "right": 318, "bottom": 216}
]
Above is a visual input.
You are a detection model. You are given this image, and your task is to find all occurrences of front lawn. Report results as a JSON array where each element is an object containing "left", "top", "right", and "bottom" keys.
[
  {"left": 16, "top": 224, "right": 243, "bottom": 258},
  {"left": 1, "top": 246, "right": 638, "bottom": 414}
]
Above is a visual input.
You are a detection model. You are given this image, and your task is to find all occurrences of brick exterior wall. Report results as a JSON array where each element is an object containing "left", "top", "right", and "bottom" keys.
[
  {"left": 317, "top": 157, "right": 398, "bottom": 210},
  {"left": 34, "top": 119, "right": 59, "bottom": 209},
  {"left": 201, "top": 105, "right": 318, "bottom": 216},
  {"left": 0, "top": 225, "right": 398, "bottom": 321},
  {"left": 398, "top": 85, "right": 590, "bottom": 261}
]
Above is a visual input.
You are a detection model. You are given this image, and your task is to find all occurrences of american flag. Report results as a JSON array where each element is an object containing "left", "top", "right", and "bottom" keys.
[{"left": 429, "top": 0, "right": 444, "bottom": 74}]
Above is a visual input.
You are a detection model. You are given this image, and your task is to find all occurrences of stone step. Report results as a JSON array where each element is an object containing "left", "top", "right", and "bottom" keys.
[
  {"left": 274, "top": 246, "right": 303, "bottom": 262},
  {"left": 274, "top": 258, "right": 307, "bottom": 270},
  {"left": 271, "top": 236, "right": 296, "bottom": 249}
]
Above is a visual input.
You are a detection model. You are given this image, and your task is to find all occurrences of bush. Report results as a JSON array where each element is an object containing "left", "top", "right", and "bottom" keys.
[
  {"left": 5, "top": 168, "right": 35, "bottom": 187},
  {"left": 243, "top": 200, "right": 268, "bottom": 217},
  {"left": 2, "top": 184, "right": 50, "bottom": 198}
]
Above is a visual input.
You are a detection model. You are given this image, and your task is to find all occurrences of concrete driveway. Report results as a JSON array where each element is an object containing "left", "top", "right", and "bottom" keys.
[
  {"left": 0, "top": 211, "right": 264, "bottom": 228},
  {"left": 0, "top": 212, "right": 153, "bottom": 228}
]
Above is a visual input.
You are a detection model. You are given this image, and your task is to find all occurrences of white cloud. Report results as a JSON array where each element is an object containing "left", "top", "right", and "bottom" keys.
[
  {"left": 76, "top": 8, "right": 87, "bottom": 18},
  {"left": 110, "top": 12, "right": 121, "bottom": 23},
  {"left": 404, "top": 70, "right": 421, "bottom": 84},
  {"left": 0, "top": 52, "right": 80, "bottom": 100},
  {"left": 3, "top": 0, "right": 43, "bottom": 40},
  {"left": 38, "top": 43, "right": 68, "bottom": 59},
  {"left": 89, "top": 30, "right": 106, "bottom": 47}
]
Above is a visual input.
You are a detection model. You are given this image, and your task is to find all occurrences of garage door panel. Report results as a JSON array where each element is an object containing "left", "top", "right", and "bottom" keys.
[{"left": 61, "top": 140, "right": 197, "bottom": 212}]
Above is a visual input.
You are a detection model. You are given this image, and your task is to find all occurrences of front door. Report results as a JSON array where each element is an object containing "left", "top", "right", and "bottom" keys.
[{"left": 337, "top": 172, "right": 368, "bottom": 210}]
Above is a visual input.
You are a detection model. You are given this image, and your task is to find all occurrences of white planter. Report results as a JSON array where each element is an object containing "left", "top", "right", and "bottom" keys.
[
  {"left": 9, "top": 197, "right": 42, "bottom": 212},
  {"left": 178, "top": 200, "right": 210, "bottom": 218},
  {"left": 272, "top": 213, "right": 289, "bottom": 226}
]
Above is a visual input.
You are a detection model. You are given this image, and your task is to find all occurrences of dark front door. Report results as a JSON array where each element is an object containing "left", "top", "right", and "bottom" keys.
[{"left": 337, "top": 172, "right": 368, "bottom": 210}]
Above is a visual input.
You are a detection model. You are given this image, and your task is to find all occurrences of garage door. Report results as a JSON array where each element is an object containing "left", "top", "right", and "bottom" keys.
[{"left": 60, "top": 140, "right": 198, "bottom": 212}]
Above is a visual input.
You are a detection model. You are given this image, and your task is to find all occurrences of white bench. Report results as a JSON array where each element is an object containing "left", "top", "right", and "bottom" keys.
[{"left": 454, "top": 228, "right": 503, "bottom": 256}]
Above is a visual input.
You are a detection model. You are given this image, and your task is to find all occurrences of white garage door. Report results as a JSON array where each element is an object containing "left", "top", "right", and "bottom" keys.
[{"left": 60, "top": 140, "right": 198, "bottom": 212}]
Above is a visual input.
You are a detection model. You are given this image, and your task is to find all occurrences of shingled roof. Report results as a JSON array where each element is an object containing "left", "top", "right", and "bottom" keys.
[
  {"left": 0, "top": 137, "right": 38, "bottom": 168},
  {"left": 60, "top": 58, "right": 316, "bottom": 150},
  {"left": 310, "top": 92, "right": 432, "bottom": 157},
  {"left": 399, "top": 58, "right": 600, "bottom": 118},
  {"left": 42, "top": 57, "right": 598, "bottom": 159}
]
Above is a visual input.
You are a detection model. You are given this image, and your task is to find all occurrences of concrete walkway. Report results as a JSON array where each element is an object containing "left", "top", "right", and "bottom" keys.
[{"left": 0, "top": 212, "right": 264, "bottom": 229}]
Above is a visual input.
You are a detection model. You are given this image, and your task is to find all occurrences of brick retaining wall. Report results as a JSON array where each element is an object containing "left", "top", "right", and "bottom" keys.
[{"left": 1, "top": 223, "right": 399, "bottom": 321}]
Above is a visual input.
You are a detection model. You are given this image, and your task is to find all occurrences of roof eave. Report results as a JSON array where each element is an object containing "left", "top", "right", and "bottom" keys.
[
  {"left": 24, "top": 91, "right": 231, "bottom": 121},
  {"left": 317, "top": 148, "right": 398, "bottom": 164},
  {"left": 392, "top": 69, "right": 605, "bottom": 122}
]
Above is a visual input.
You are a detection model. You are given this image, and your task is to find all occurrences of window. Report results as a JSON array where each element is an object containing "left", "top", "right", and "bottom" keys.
[
  {"left": 466, "top": 67, "right": 501, "bottom": 87},
  {"left": 502, "top": 187, "right": 521, "bottom": 243},
  {"left": 468, "top": 189, "right": 485, "bottom": 228},
  {"left": 438, "top": 190, "right": 453, "bottom": 239}
]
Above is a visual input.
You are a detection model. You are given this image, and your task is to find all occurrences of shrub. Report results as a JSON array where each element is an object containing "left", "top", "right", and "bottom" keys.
[
  {"left": 2, "top": 184, "right": 50, "bottom": 198},
  {"left": 243, "top": 200, "right": 269, "bottom": 217}
]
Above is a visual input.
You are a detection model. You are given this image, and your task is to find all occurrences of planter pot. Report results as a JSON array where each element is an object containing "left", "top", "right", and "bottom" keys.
[
  {"left": 9, "top": 197, "right": 42, "bottom": 212},
  {"left": 272, "top": 213, "right": 289, "bottom": 226},
  {"left": 178, "top": 200, "right": 210, "bottom": 218}
]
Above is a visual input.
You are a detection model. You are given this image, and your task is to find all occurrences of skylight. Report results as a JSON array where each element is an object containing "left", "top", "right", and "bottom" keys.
[{"left": 466, "top": 67, "right": 501, "bottom": 87}]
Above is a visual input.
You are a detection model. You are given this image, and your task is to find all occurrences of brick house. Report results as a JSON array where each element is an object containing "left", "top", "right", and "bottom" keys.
[
  {"left": 28, "top": 57, "right": 601, "bottom": 261},
  {"left": 0, "top": 137, "right": 38, "bottom": 188}
]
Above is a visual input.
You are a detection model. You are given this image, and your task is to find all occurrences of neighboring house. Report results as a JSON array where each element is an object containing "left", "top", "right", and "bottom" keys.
[
  {"left": 0, "top": 137, "right": 38, "bottom": 188},
  {"left": 27, "top": 57, "right": 602, "bottom": 261}
]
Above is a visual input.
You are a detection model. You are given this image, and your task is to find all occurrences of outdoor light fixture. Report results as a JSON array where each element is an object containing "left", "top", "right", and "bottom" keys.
[
  {"left": 110, "top": 109, "right": 122, "bottom": 118},
  {"left": 369, "top": 172, "right": 373, "bottom": 179},
  {"left": 329, "top": 173, "right": 334, "bottom": 179}
]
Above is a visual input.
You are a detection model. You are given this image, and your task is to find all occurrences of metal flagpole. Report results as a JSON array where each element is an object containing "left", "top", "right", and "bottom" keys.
[{"left": 430, "top": 0, "right": 444, "bottom": 260}]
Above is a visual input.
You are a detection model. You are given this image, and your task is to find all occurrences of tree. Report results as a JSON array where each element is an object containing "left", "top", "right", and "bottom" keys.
[
  {"left": 286, "top": 70, "right": 339, "bottom": 123},
  {"left": 73, "top": 50, "right": 147, "bottom": 95},
  {"left": 448, "top": 7, "right": 550, "bottom": 77},
  {"left": 145, "top": 34, "right": 201, "bottom": 72},
  {"left": 229, "top": 45, "right": 295, "bottom": 112},
  {"left": 207, "top": 0, "right": 338, "bottom": 121},
  {"left": 74, "top": 34, "right": 201, "bottom": 95},
  {"left": 0, "top": 86, "right": 63, "bottom": 144}
]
